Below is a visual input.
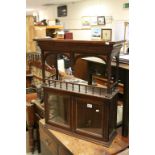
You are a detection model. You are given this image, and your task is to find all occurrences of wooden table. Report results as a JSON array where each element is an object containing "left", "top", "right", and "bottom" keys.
[{"left": 39, "top": 119, "right": 128, "bottom": 155}]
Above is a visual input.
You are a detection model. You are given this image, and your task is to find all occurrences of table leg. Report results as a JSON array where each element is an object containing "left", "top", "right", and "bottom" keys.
[
  {"left": 122, "top": 70, "right": 129, "bottom": 137},
  {"left": 26, "top": 103, "right": 35, "bottom": 153}
]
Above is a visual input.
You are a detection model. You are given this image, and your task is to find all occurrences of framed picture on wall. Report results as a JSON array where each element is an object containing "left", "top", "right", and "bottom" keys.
[
  {"left": 101, "top": 29, "right": 112, "bottom": 41},
  {"left": 57, "top": 5, "right": 67, "bottom": 17},
  {"left": 97, "top": 16, "right": 106, "bottom": 25},
  {"left": 91, "top": 28, "right": 101, "bottom": 40},
  {"left": 81, "top": 16, "right": 91, "bottom": 29}
]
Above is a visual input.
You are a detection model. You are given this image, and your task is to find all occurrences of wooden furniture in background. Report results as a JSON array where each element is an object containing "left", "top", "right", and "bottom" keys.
[
  {"left": 26, "top": 92, "right": 37, "bottom": 103},
  {"left": 32, "top": 100, "right": 45, "bottom": 153},
  {"left": 26, "top": 74, "right": 33, "bottom": 88},
  {"left": 26, "top": 103, "right": 35, "bottom": 153},
  {"left": 26, "top": 16, "right": 37, "bottom": 52},
  {"left": 26, "top": 91, "right": 38, "bottom": 153},
  {"left": 34, "top": 25, "right": 63, "bottom": 38},
  {"left": 26, "top": 52, "right": 56, "bottom": 87},
  {"left": 26, "top": 102, "right": 34, "bottom": 153},
  {"left": 26, "top": 99, "right": 45, "bottom": 153},
  {"left": 26, "top": 16, "right": 63, "bottom": 53},
  {"left": 74, "top": 58, "right": 88, "bottom": 80},
  {"left": 40, "top": 119, "right": 128, "bottom": 155}
]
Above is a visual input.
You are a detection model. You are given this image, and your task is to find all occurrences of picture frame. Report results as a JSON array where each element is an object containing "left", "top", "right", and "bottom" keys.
[
  {"left": 81, "top": 16, "right": 91, "bottom": 29},
  {"left": 57, "top": 5, "right": 67, "bottom": 17},
  {"left": 97, "top": 16, "right": 106, "bottom": 25},
  {"left": 91, "top": 28, "right": 101, "bottom": 40},
  {"left": 105, "top": 16, "right": 113, "bottom": 24},
  {"left": 101, "top": 29, "right": 112, "bottom": 41}
]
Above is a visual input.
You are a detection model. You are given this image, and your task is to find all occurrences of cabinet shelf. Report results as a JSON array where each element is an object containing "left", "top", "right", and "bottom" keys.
[
  {"left": 34, "top": 25, "right": 63, "bottom": 29},
  {"left": 46, "top": 25, "right": 63, "bottom": 29},
  {"left": 34, "top": 25, "right": 64, "bottom": 38}
]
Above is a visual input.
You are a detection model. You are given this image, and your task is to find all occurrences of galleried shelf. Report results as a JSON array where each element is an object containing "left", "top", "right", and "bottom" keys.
[{"left": 34, "top": 38, "right": 124, "bottom": 146}]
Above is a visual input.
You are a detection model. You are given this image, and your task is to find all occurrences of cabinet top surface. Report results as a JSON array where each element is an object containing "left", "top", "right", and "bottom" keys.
[{"left": 34, "top": 38, "right": 124, "bottom": 45}]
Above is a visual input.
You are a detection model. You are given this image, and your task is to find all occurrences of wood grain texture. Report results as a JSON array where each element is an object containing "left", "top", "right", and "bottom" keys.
[
  {"left": 40, "top": 119, "right": 128, "bottom": 155},
  {"left": 26, "top": 16, "right": 37, "bottom": 52}
]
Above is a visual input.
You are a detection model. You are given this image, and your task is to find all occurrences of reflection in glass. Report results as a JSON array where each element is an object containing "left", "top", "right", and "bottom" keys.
[
  {"left": 76, "top": 100, "right": 102, "bottom": 136},
  {"left": 47, "top": 94, "right": 70, "bottom": 126}
]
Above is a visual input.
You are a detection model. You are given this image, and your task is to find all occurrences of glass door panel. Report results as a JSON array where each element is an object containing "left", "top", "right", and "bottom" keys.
[
  {"left": 76, "top": 99, "right": 102, "bottom": 136},
  {"left": 47, "top": 94, "right": 70, "bottom": 127}
]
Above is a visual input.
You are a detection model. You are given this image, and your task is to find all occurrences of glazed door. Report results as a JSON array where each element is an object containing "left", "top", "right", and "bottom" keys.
[
  {"left": 73, "top": 97, "right": 103, "bottom": 139},
  {"left": 45, "top": 92, "right": 72, "bottom": 130}
]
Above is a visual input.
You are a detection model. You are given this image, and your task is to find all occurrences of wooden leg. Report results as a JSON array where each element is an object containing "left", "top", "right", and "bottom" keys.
[
  {"left": 36, "top": 124, "right": 41, "bottom": 153},
  {"left": 27, "top": 126, "right": 35, "bottom": 153},
  {"left": 122, "top": 70, "right": 129, "bottom": 137},
  {"left": 26, "top": 103, "right": 35, "bottom": 153},
  {"left": 87, "top": 62, "right": 93, "bottom": 85}
]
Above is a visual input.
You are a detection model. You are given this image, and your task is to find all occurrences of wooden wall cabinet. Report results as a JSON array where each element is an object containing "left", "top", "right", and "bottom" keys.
[
  {"left": 34, "top": 39, "right": 124, "bottom": 146},
  {"left": 44, "top": 84, "right": 118, "bottom": 146}
]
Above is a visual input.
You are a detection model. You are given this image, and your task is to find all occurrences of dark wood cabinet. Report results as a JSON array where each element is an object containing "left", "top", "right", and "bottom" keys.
[
  {"left": 44, "top": 84, "right": 118, "bottom": 146},
  {"left": 34, "top": 39, "right": 124, "bottom": 146}
]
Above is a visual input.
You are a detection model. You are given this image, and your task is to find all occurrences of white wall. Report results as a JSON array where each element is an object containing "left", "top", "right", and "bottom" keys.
[{"left": 37, "top": 0, "right": 129, "bottom": 40}]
